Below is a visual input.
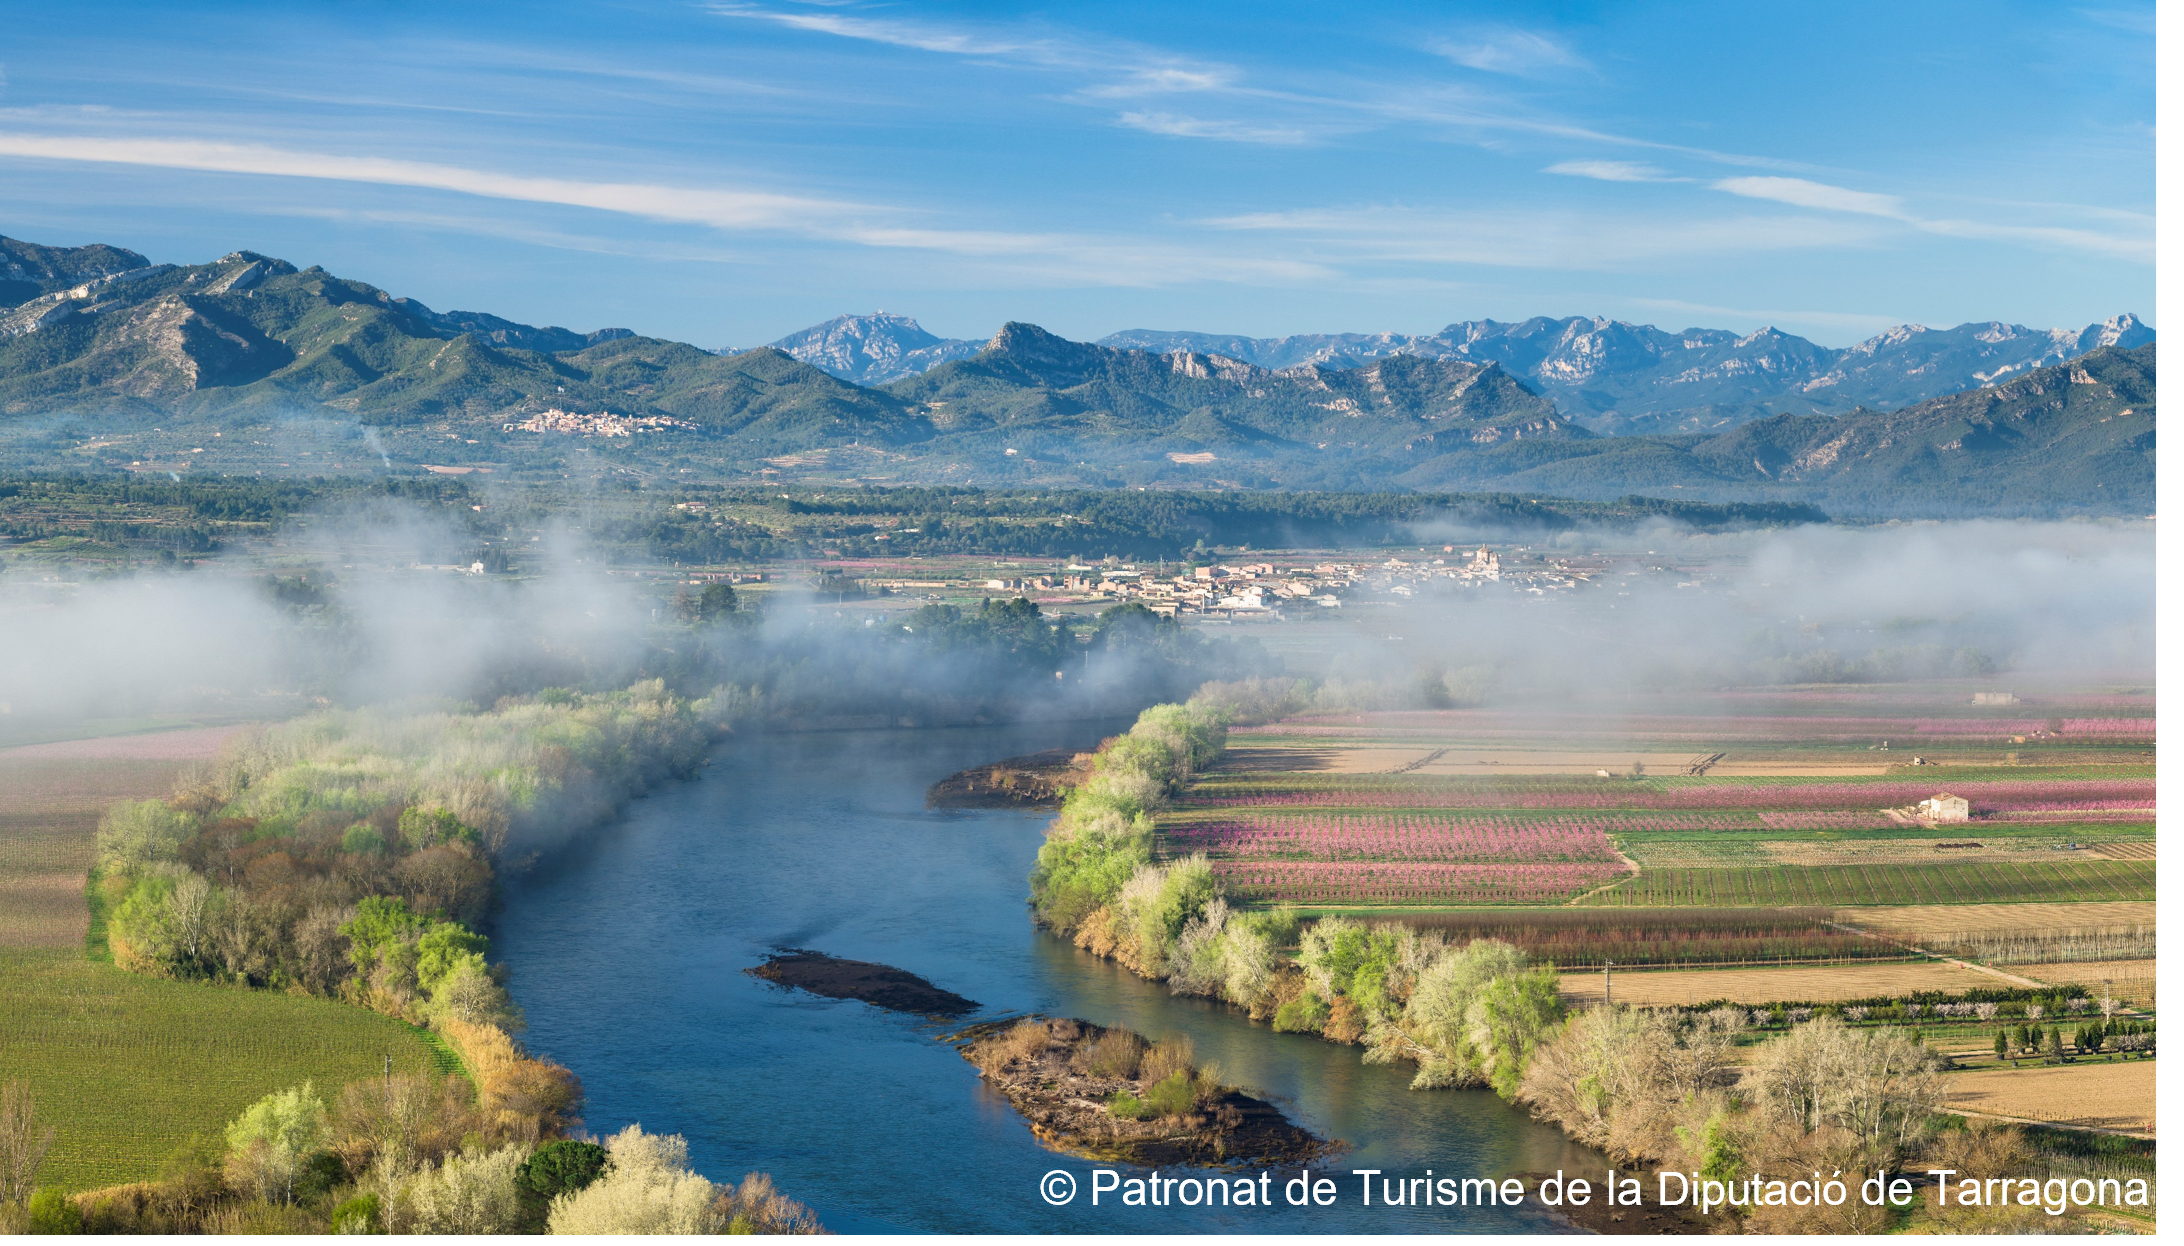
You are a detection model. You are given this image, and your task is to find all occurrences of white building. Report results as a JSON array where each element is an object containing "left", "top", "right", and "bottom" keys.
[{"left": 1918, "top": 793, "right": 1971, "bottom": 822}]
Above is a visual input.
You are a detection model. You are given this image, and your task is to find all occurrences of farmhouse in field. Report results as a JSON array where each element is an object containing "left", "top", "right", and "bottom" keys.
[{"left": 1918, "top": 792, "right": 1971, "bottom": 822}]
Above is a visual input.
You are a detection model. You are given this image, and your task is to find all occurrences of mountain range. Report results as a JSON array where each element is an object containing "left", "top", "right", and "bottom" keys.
[
  {"left": 0, "top": 235, "right": 2154, "bottom": 516},
  {"left": 772, "top": 310, "right": 2150, "bottom": 436}
]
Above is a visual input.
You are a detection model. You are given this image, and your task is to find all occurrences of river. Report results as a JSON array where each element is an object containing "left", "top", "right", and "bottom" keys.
[{"left": 496, "top": 722, "right": 1600, "bottom": 1233}]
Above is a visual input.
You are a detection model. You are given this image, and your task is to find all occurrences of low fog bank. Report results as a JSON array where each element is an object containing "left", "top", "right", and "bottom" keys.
[
  {"left": 1280, "top": 519, "right": 2151, "bottom": 708},
  {"left": 0, "top": 511, "right": 2150, "bottom": 736},
  {"left": 0, "top": 501, "right": 1252, "bottom": 733}
]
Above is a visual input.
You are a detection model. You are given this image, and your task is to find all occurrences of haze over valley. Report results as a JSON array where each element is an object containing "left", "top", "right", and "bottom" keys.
[{"left": 0, "top": 2, "right": 2157, "bottom": 1235}]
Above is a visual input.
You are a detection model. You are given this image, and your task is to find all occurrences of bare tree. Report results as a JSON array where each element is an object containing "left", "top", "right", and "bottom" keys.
[
  {"left": 291, "top": 903, "right": 354, "bottom": 995},
  {"left": 0, "top": 1081, "right": 56, "bottom": 1204},
  {"left": 168, "top": 872, "right": 213, "bottom": 965},
  {"left": 1749, "top": 1018, "right": 1944, "bottom": 1153}
]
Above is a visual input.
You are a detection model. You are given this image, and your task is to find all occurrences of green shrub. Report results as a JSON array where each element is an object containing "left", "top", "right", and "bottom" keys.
[
  {"left": 329, "top": 1191, "right": 382, "bottom": 1233},
  {"left": 27, "top": 1188, "right": 82, "bottom": 1234},
  {"left": 1273, "top": 993, "right": 1330, "bottom": 1033},
  {"left": 397, "top": 808, "right": 480, "bottom": 853},
  {"left": 296, "top": 1150, "right": 347, "bottom": 1202},
  {"left": 340, "top": 825, "right": 388, "bottom": 855},
  {"left": 342, "top": 897, "right": 430, "bottom": 977},
  {"left": 1106, "top": 1092, "right": 1150, "bottom": 1120},
  {"left": 522, "top": 1138, "right": 607, "bottom": 1199},
  {"left": 1144, "top": 1070, "right": 1198, "bottom": 1117},
  {"left": 1028, "top": 814, "right": 1151, "bottom": 933},
  {"left": 414, "top": 925, "right": 490, "bottom": 994}
]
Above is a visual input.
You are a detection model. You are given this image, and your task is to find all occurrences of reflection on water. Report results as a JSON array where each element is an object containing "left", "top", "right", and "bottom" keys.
[{"left": 496, "top": 724, "right": 1599, "bottom": 1233}]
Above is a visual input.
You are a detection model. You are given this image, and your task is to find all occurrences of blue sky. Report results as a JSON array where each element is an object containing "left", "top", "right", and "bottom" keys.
[{"left": 0, "top": 1, "right": 2153, "bottom": 348}]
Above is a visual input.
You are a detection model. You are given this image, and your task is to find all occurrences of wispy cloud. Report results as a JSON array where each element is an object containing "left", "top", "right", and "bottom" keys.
[
  {"left": 1547, "top": 159, "right": 1681, "bottom": 183},
  {"left": 716, "top": 6, "right": 1053, "bottom": 58},
  {"left": 1714, "top": 175, "right": 1909, "bottom": 218},
  {"left": 0, "top": 129, "right": 1328, "bottom": 287},
  {"left": 0, "top": 131, "right": 849, "bottom": 228},
  {"left": 1116, "top": 111, "right": 1308, "bottom": 145},
  {"left": 2075, "top": 5, "right": 2155, "bottom": 35},
  {"left": 1076, "top": 66, "right": 1237, "bottom": 99},
  {"left": 1427, "top": 29, "right": 1589, "bottom": 77},
  {"left": 1714, "top": 174, "right": 2150, "bottom": 260}
]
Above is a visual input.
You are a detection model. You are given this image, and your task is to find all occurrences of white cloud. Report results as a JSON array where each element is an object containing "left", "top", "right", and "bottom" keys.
[
  {"left": 1914, "top": 216, "right": 2152, "bottom": 261},
  {"left": 1115, "top": 112, "right": 1309, "bottom": 145},
  {"left": 717, "top": 7, "right": 1049, "bottom": 58},
  {"left": 1428, "top": 29, "right": 1589, "bottom": 77},
  {"left": 1077, "top": 66, "right": 1237, "bottom": 98},
  {"left": 0, "top": 131, "right": 847, "bottom": 227},
  {"left": 1713, "top": 175, "right": 1910, "bottom": 218},
  {"left": 1546, "top": 159, "right": 1680, "bottom": 183},
  {"left": 1713, "top": 174, "right": 2150, "bottom": 261},
  {"left": 0, "top": 130, "right": 1330, "bottom": 288}
]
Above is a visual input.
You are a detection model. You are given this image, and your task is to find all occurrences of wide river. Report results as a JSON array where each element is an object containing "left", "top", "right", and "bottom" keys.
[{"left": 497, "top": 723, "right": 1600, "bottom": 1233}]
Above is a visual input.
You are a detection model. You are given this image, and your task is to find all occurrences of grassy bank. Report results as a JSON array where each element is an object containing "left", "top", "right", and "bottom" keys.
[{"left": 0, "top": 948, "right": 451, "bottom": 1190}]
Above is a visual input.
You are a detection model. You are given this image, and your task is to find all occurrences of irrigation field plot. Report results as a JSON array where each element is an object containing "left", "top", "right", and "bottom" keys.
[
  {"left": 1233, "top": 699, "right": 2154, "bottom": 761},
  {"left": 1372, "top": 908, "right": 1902, "bottom": 968},
  {"left": 1837, "top": 902, "right": 2158, "bottom": 938},
  {"left": 1620, "top": 835, "right": 2152, "bottom": 870},
  {"left": 0, "top": 948, "right": 454, "bottom": 1190},
  {"left": 1558, "top": 960, "right": 2000, "bottom": 1007},
  {"left": 1577, "top": 861, "right": 2153, "bottom": 907},
  {"left": 0, "top": 744, "right": 219, "bottom": 949},
  {"left": 1940, "top": 1061, "right": 2156, "bottom": 1135},
  {"left": 2015, "top": 960, "right": 2157, "bottom": 1005},
  {"left": 1191, "top": 697, "right": 2153, "bottom": 922}
]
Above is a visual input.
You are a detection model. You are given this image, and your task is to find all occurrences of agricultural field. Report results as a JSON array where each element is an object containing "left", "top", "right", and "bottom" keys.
[
  {"left": 1177, "top": 685, "right": 2154, "bottom": 944},
  {"left": 0, "top": 728, "right": 243, "bottom": 948},
  {"left": 1939, "top": 1061, "right": 2157, "bottom": 1135},
  {"left": 0, "top": 948, "right": 454, "bottom": 1190},
  {"left": 1576, "top": 860, "right": 2153, "bottom": 907},
  {"left": 2017, "top": 960, "right": 2159, "bottom": 1006},
  {"left": 1556, "top": 961, "right": 2002, "bottom": 1007},
  {"left": 0, "top": 725, "right": 452, "bottom": 1191},
  {"left": 1321, "top": 907, "right": 1902, "bottom": 967}
]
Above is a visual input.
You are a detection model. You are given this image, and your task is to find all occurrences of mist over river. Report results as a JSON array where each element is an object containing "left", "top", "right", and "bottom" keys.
[{"left": 496, "top": 723, "right": 1599, "bottom": 1233}]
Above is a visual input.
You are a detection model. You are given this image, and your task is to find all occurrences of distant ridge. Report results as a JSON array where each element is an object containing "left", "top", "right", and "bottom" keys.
[
  {"left": 764, "top": 308, "right": 2150, "bottom": 436},
  {"left": 1100, "top": 314, "right": 2154, "bottom": 431},
  {"left": 0, "top": 235, "right": 2153, "bottom": 516}
]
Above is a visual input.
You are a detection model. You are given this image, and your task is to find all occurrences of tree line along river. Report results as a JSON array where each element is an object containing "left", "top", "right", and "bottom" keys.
[{"left": 494, "top": 722, "right": 1599, "bottom": 1233}]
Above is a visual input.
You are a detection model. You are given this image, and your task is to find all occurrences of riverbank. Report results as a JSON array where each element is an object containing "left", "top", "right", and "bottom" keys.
[
  {"left": 926, "top": 747, "right": 1094, "bottom": 809},
  {"left": 954, "top": 1016, "right": 1330, "bottom": 1168},
  {"left": 491, "top": 720, "right": 1597, "bottom": 1231}
]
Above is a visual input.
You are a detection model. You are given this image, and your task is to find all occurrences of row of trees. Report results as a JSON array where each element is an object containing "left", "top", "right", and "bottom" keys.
[
  {"left": 99, "top": 680, "right": 712, "bottom": 1010},
  {"left": 1998, "top": 1019, "right": 2155, "bottom": 1062},
  {"left": 1023, "top": 693, "right": 2113, "bottom": 1230},
  {"left": 70, "top": 682, "right": 773, "bottom": 1228},
  {"left": 1027, "top": 699, "right": 1563, "bottom": 1096},
  {"left": 1508, "top": 1009, "right": 2111, "bottom": 1231}
]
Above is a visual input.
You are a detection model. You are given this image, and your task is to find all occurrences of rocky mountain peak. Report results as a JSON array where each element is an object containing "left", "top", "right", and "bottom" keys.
[{"left": 768, "top": 311, "right": 980, "bottom": 384}]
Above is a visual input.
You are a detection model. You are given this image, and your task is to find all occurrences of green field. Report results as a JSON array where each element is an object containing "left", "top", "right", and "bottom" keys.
[
  {"left": 0, "top": 949, "right": 456, "bottom": 1191},
  {"left": 1578, "top": 860, "right": 2154, "bottom": 907}
]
